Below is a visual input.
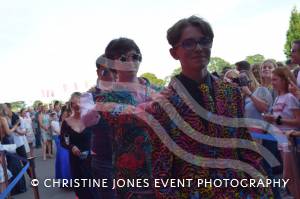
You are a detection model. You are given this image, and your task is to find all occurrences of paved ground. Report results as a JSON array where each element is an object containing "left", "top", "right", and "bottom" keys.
[{"left": 12, "top": 148, "right": 75, "bottom": 199}]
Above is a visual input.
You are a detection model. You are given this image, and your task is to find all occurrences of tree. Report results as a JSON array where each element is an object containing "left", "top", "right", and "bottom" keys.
[
  {"left": 245, "top": 54, "right": 265, "bottom": 65},
  {"left": 284, "top": 6, "right": 300, "bottom": 58},
  {"left": 10, "top": 101, "right": 26, "bottom": 112},
  {"left": 33, "top": 100, "right": 43, "bottom": 108},
  {"left": 208, "top": 57, "right": 231, "bottom": 73},
  {"left": 140, "top": 73, "right": 166, "bottom": 87},
  {"left": 171, "top": 67, "right": 182, "bottom": 76},
  {"left": 164, "top": 67, "right": 182, "bottom": 84}
]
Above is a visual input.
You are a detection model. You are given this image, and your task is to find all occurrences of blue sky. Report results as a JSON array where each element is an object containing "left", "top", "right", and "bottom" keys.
[{"left": 1, "top": 0, "right": 300, "bottom": 103}]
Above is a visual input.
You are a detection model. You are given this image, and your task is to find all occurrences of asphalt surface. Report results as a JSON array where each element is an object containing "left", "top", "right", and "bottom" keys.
[{"left": 12, "top": 147, "right": 75, "bottom": 199}]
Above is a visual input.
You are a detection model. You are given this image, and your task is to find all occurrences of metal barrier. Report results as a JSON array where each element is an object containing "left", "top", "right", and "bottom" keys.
[
  {"left": 250, "top": 132, "right": 300, "bottom": 144},
  {"left": 0, "top": 151, "right": 40, "bottom": 199}
]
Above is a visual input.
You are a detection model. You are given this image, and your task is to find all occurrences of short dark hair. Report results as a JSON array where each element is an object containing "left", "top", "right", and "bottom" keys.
[
  {"left": 285, "top": 59, "right": 291, "bottom": 65},
  {"left": 59, "top": 105, "right": 70, "bottom": 122},
  {"left": 222, "top": 66, "right": 232, "bottom": 74},
  {"left": 104, "top": 37, "right": 142, "bottom": 61},
  {"left": 5, "top": 103, "right": 11, "bottom": 109},
  {"left": 167, "top": 15, "right": 214, "bottom": 47},
  {"left": 235, "top": 61, "right": 251, "bottom": 71},
  {"left": 54, "top": 100, "right": 60, "bottom": 107},
  {"left": 20, "top": 108, "right": 26, "bottom": 114}
]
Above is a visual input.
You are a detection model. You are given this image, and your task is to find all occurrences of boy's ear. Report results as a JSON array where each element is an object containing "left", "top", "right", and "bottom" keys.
[{"left": 170, "top": 48, "right": 179, "bottom": 60}]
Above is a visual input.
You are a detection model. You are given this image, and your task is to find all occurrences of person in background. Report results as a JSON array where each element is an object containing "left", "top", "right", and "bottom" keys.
[
  {"left": 251, "top": 63, "right": 261, "bottom": 84},
  {"left": 59, "top": 105, "right": 71, "bottom": 124},
  {"left": 263, "top": 67, "right": 300, "bottom": 199},
  {"left": 34, "top": 103, "right": 42, "bottom": 148},
  {"left": 0, "top": 127, "right": 13, "bottom": 194},
  {"left": 4, "top": 104, "right": 30, "bottom": 176},
  {"left": 258, "top": 59, "right": 284, "bottom": 198},
  {"left": 286, "top": 59, "right": 299, "bottom": 72},
  {"left": 48, "top": 104, "right": 54, "bottom": 114},
  {"left": 38, "top": 105, "right": 52, "bottom": 160},
  {"left": 240, "top": 70, "right": 273, "bottom": 130},
  {"left": 260, "top": 60, "right": 278, "bottom": 96},
  {"left": 0, "top": 104, "right": 26, "bottom": 194},
  {"left": 240, "top": 69, "right": 282, "bottom": 199},
  {"left": 53, "top": 101, "right": 61, "bottom": 118},
  {"left": 276, "top": 61, "right": 285, "bottom": 67},
  {"left": 80, "top": 51, "right": 116, "bottom": 198},
  {"left": 61, "top": 92, "right": 96, "bottom": 198},
  {"left": 291, "top": 40, "right": 300, "bottom": 88},
  {"left": 221, "top": 66, "right": 232, "bottom": 77},
  {"left": 223, "top": 69, "right": 239, "bottom": 86},
  {"left": 235, "top": 60, "right": 251, "bottom": 73},
  {"left": 50, "top": 111, "right": 72, "bottom": 182},
  {"left": 20, "top": 108, "right": 35, "bottom": 157},
  {"left": 47, "top": 103, "right": 55, "bottom": 157}
]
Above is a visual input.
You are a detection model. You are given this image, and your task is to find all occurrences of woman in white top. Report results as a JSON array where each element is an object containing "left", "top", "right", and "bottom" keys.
[
  {"left": 20, "top": 108, "right": 35, "bottom": 158},
  {"left": 263, "top": 67, "right": 300, "bottom": 199},
  {"left": 2, "top": 105, "right": 29, "bottom": 173}
]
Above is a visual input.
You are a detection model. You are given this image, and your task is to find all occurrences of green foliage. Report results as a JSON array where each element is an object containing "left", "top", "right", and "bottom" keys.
[
  {"left": 284, "top": 6, "right": 300, "bottom": 58},
  {"left": 245, "top": 54, "right": 265, "bottom": 65},
  {"left": 10, "top": 101, "right": 26, "bottom": 112},
  {"left": 208, "top": 57, "right": 231, "bottom": 73},
  {"left": 164, "top": 67, "right": 181, "bottom": 84},
  {"left": 140, "top": 73, "right": 166, "bottom": 87},
  {"left": 33, "top": 100, "right": 43, "bottom": 108},
  {"left": 171, "top": 67, "right": 182, "bottom": 76}
]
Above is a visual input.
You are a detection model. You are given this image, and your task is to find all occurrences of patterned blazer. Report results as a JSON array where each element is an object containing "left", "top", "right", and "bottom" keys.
[{"left": 141, "top": 74, "right": 273, "bottom": 199}]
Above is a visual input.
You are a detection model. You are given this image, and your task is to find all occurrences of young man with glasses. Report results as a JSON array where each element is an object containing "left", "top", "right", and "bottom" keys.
[{"left": 133, "top": 16, "right": 273, "bottom": 198}]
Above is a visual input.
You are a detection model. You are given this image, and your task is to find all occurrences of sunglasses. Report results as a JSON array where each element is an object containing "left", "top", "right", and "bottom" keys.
[
  {"left": 119, "top": 53, "right": 142, "bottom": 62},
  {"left": 176, "top": 37, "right": 212, "bottom": 50}
]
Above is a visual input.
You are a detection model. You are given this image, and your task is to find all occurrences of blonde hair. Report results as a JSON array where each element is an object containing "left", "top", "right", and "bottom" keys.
[
  {"left": 251, "top": 63, "right": 262, "bottom": 84},
  {"left": 260, "top": 59, "right": 277, "bottom": 70},
  {"left": 69, "top": 92, "right": 81, "bottom": 111},
  {"left": 0, "top": 104, "right": 7, "bottom": 117},
  {"left": 242, "top": 70, "right": 260, "bottom": 92},
  {"left": 224, "top": 69, "right": 239, "bottom": 80}
]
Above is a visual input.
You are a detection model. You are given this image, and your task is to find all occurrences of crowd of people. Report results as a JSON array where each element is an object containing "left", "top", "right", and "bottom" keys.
[
  {"left": 0, "top": 101, "right": 72, "bottom": 195},
  {"left": 1, "top": 15, "right": 300, "bottom": 199}
]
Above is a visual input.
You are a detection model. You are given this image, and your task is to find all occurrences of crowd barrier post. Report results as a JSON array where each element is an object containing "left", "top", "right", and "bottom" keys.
[{"left": 28, "top": 156, "right": 40, "bottom": 199}]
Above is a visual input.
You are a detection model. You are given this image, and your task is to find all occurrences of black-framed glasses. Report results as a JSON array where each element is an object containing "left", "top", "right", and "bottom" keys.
[
  {"left": 176, "top": 37, "right": 212, "bottom": 50},
  {"left": 119, "top": 53, "right": 142, "bottom": 62}
]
